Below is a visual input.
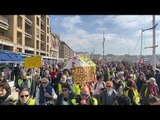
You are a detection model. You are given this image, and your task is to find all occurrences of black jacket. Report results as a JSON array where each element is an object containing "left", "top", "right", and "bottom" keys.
[{"left": 56, "top": 92, "right": 75, "bottom": 105}]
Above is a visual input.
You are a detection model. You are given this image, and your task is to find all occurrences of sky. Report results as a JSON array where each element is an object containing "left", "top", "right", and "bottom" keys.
[{"left": 50, "top": 15, "right": 160, "bottom": 56}]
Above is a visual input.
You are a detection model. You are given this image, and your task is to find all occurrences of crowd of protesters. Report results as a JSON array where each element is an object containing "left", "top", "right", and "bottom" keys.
[{"left": 0, "top": 59, "right": 160, "bottom": 105}]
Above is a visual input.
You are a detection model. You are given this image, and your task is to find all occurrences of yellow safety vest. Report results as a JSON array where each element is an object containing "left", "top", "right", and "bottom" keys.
[
  {"left": 125, "top": 89, "right": 140, "bottom": 105},
  {"left": 71, "top": 97, "right": 98, "bottom": 105},
  {"left": 14, "top": 98, "right": 35, "bottom": 105},
  {"left": 74, "top": 84, "right": 82, "bottom": 95},
  {"left": 133, "top": 74, "right": 137, "bottom": 81},
  {"left": 58, "top": 83, "right": 62, "bottom": 95},
  {"left": 28, "top": 98, "right": 36, "bottom": 105},
  {"left": 18, "top": 77, "right": 31, "bottom": 89}
]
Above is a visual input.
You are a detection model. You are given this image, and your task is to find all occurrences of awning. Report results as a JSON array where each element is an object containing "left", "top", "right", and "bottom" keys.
[
  {"left": 0, "top": 51, "right": 24, "bottom": 63},
  {"left": 0, "top": 51, "right": 13, "bottom": 63}
]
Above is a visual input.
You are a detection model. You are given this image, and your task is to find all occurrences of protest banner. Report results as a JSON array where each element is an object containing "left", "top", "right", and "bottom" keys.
[
  {"left": 73, "top": 66, "right": 96, "bottom": 85},
  {"left": 24, "top": 56, "right": 42, "bottom": 69}
]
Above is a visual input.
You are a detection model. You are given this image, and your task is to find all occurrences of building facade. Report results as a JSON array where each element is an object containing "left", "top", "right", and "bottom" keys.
[
  {"left": 50, "top": 32, "right": 60, "bottom": 58},
  {"left": 0, "top": 15, "right": 51, "bottom": 56},
  {"left": 59, "top": 41, "right": 74, "bottom": 59}
]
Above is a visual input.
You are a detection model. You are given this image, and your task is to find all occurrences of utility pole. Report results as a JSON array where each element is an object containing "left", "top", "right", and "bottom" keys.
[
  {"left": 140, "top": 27, "right": 153, "bottom": 56},
  {"left": 140, "top": 29, "right": 144, "bottom": 56},
  {"left": 102, "top": 31, "right": 105, "bottom": 60},
  {"left": 152, "top": 15, "right": 158, "bottom": 71},
  {"left": 144, "top": 15, "right": 158, "bottom": 72}
]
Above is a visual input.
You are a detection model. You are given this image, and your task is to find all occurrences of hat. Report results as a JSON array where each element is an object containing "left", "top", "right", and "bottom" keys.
[
  {"left": 147, "top": 77, "right": 157, "bottom": 85},
  {"left": 118, "top": 71, "right": 124, "bottom": 76},
  {"left": 129, "top": 74, "right": 133, "bottom": 77}
]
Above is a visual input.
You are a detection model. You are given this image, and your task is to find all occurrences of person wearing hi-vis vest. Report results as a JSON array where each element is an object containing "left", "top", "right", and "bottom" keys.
[
  {"left": 14, "top": 88, "right": 36, "bottom": 105},
  {"left": 124, "top": 80, "right": 140, "bottom": 105},
  {"left": 71, "top": 86, "right": 98, "bottom": 105},
  {"left": 140, "top": 77, "right": 159, "bottom": 105},
  {"left": 16, "top": 70, "right": 33, "bottom": 96}
]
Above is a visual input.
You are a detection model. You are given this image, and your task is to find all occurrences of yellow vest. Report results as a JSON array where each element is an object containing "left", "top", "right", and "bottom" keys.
[
  {"left": 28, "top": 98, "right": 36, "bottom": 105},
  {"left": 18, "top": 77, "right": 31, "bottom": 89},
  {"left": 58, "top": 83, "right": 62, "bottom": 95},
  {"left": 125, "top": 89, "right": 140, "bottom": 105},
  {"left": 14, "top": 98, "right": 35, "bottom": 105},
  {"left": 71, "top": 97, "right": 98, "bottom": 105},
  {"left": 74, "top": 84, "right": 82, "bottom": 95}
]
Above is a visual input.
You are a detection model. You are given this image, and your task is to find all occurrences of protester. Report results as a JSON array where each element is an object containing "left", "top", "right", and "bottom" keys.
[
  {"left": 71, "top": 86, "right": 98, "bottom": 105},
  {"left": 56, "top": 84, "right": 75, "bottom": 105},
  {"left": 14, "top": 88, "right": 36, "bottom": 105},
  {"left": 101, "top": 81, "right": 117, "bottom": 105},
  {"left": 93, "top": 75, "right": 106, "bottom": 104},
  {"left": 113, "top": 94, "right": 131, "bottom": 105},
  {"left": 36, "top": 77, "right": 57, "bottom": 105}
]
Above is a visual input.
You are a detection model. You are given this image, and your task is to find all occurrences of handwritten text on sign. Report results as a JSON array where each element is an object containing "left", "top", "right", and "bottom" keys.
[
  {"left": 24, "top": 56, "right": 42, "bottom": 69},
  {"left": 73, "top": 67, "right": 96, "bottom": 85}
]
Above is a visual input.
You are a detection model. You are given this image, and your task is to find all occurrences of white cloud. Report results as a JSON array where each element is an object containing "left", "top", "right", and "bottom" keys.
[
  {"left": 51, "top": 15, "right": 160, "bottom": 55},
  {"left": 61, "top": 15, "right": 82, "bottom": 28},
  {"left": 96, "top": 27, "right": 109, "bottom": 32}
]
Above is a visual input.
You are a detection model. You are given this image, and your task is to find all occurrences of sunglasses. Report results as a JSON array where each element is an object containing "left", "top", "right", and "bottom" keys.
[
  {"left": 81, "top": 93, "right": 89, "bottom": 97},
  {"left": 20, "top": 95, "right": 29, "bottom": 98},
  {"left": 62, "top": 89, "right": 68, "bottom": 92},
  {"left": 41, "top": 82, "right": 47, "bottom": 84},
  {"left": 106, "top": 86, "right": 112, "bottom": 88}
]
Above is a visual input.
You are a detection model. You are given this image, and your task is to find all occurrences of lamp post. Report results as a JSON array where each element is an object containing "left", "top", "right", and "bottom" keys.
[
  {"left": 102, "top": 31, "right": 105, "bottom": 60},
  {"left": 144, "top": 15, "right": 158, "bottom": 72}
]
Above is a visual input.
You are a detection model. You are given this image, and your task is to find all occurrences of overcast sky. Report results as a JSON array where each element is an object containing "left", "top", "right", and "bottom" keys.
[{"left": 50, "top": 15, "right": 160, "bottom": 56}]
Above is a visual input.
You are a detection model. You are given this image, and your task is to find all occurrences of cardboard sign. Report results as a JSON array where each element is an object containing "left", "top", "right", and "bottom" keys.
[
  {"left": 24, "top": 56, "right": 42, "bottom": 69},
  {"left": 73, "top": 66, "right": 96, "bottom": 85}
]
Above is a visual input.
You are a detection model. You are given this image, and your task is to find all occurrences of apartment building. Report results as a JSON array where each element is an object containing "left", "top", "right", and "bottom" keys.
[
  {"left": 50, "top": 32, "right": 60, "bottom": 58},
  {"left": 59, "top": 41, "right": 74, "bottom": 59},
  {"left": 0, "top": 15, "right": 51, "bottom": 56}
]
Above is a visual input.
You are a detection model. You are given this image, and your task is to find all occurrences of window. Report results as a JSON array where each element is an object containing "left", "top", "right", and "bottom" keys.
[
  {"left": 36, "top": 17, "right": 39, "bottom": 26},
  {"left": 47, "top": 27, "right": 49, "bottom": 33},
  {"left": 36, "top": 40, "right": 39, "bottom": 49},
  {"left": 36, "top": 28, "right": 39, "bottom": 38},
  {"left": 17, "top": 31, "right": 22, "bottom": 45},
  {"left": 47, "top": 36, "right": 49, "bottom": 43},
  {"left": 47, "top": 45, "right": 49, "bottom": 52},
  {"left": 17, "top": 15, "right": 22, "bottom": 29},
  {"left": 47, "top": 18, "right": 49, "bottom": 25}
]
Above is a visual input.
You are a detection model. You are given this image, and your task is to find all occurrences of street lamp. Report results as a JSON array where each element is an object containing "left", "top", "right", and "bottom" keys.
[
  {"left": 102, "top": 32, "right": 105, "bottom": 60},
  {"left": 144, "top": 16, "right": 158, "bottom": 71}
]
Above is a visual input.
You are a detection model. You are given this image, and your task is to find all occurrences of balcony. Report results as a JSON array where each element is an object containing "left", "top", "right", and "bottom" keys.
[
  {"left": 41, "top": 40, "right": 44, "bottom": 44},
  {"left": 25, "top": 41, "right": 34, "bottom": 48},
  {"left": 17, "top": 38, "right": 22, "bottom": 45},
  {"left": 41, "top": 46, "right": 45, "bottom": 51},
  {"left": 41, "top": 29, "right": 44, "bottom": 35},
  {"left": 0, "top": 36, "right": 11, "bottom": 42},
  {"left": 41, "top": 19, "right": 44, "bottom": 25},
  {"left": 0, "top": 15, "right": 9, "bottom": 30},
  {"left": 25, "top": 30, "right": 32, "bottom": 39},
  {"left": 25, "top": 17, "right": 32, "bottom": 26}
]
